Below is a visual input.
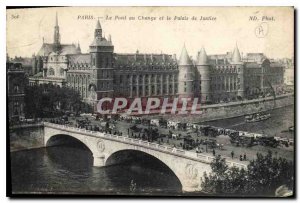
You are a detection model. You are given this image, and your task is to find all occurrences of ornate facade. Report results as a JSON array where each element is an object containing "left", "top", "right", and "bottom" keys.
[{"left": 29, "top": 14, "right": 284, "bottom": 107}]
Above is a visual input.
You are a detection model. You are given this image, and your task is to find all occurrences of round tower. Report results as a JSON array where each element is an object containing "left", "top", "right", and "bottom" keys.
[
  {"left": 231, "top": 43, "right": 244, "bottom": 98},
  {"left": 196, "top": 46, "right": 211, "bottom": 103},
  {"left": 177, "top": 44, "right": 195, "bottom": 99}
]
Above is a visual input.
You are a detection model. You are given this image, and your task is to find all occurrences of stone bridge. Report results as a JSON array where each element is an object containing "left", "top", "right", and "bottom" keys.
[{"left": 43, "top": 122, "right": 247, "bottom": 192}]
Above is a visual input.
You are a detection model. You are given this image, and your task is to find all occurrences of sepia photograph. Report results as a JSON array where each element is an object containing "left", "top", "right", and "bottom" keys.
[{"left": 6, "top": 6, "right": 295, "bottom": 197}]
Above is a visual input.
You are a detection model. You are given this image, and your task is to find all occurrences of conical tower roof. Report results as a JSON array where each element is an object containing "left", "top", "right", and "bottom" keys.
[
  {"left": 197, "top": 46, "right": 208, "bottom": 65},
  {"left": 178, "top": 44, "right": 192, "bottom": 66},
  {"left": 96, "top": 19, "right": 102, "bottom": 29},
  {"left": 232, "top": 43, "right": 242, "bottom": 63}
]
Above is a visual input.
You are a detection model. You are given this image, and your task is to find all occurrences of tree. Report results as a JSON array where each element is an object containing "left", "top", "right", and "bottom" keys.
[
  {"left": 24, "top": 84, "right": 85, "bottom": 118},
  {"left": 201, "top": 151, "right": 294, "bottom": 196}
]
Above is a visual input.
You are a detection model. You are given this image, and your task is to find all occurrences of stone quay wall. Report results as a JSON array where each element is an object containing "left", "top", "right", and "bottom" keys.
[
  {"left": 167, "top": 93, "right": 294, "bottom": 123},
  {"left": 9, "top": 124, "right": 44, "bottom": 152}
]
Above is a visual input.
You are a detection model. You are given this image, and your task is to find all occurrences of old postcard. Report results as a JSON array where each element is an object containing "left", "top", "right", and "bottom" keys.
[{"left": 7, "top": 6, "right": 294, "bottom": 197}]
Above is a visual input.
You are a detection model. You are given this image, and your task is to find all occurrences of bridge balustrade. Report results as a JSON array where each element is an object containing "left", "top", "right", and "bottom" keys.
[{"left": 43, "top": 122, "right": 247, "bottom": 169}]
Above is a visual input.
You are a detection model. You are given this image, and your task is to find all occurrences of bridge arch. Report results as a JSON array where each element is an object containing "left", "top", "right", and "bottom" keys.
[
  {"left": 46, "top": 134, "right": 93, "bottom": 153},
  {"left": 105, "top": 149, "right": 183, "bottom": 191},
  {"left": 44, "top": 127, "right": 102, "bottom": 167},
  {"left": 45, "top": 134, "right": 95, "bottom": 169},
  {"left": 43, "top": 123, "right": 220, "bottom": 192}
]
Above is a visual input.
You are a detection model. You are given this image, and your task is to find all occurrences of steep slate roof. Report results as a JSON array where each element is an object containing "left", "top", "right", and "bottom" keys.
[
  {"left": 90, "top": 38, "right": 113, "bottom": 47},
  {"left": 178, "top": 45, "right": 192, "bottom": 66},
  {"left": 37, "top": 43, "right": 80, "bottom": 56},
  {"left": 68, "top": 54, "right": 91, "bottom": 65},
  {"left": 245, "top": 62, "right": 260, "bottom": 68},
  {"left": 197, "top": 47, "right": 208, "bottom": 65},
  {"left": 232, "top": 44, "right": 242, "bottom": 63},
  {"left": 114, "top": 53, "right": 176, "bottom": 66},
  {"left": 96, "top": 19, "right": 102, "bottom": 29},
  {"left": 270, "top": 62, "right": 283, "bottom": 68}
]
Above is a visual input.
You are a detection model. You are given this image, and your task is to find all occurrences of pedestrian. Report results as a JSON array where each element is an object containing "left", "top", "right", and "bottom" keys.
[
  {"left": 240, "top": 155, "right": 243, "bottom": 161},
  {"left": 212, "top": 149, "right": 216, "bottom": 156},
  {"left": 231, "top": 151, "right": 234, "bottom": 159},
  {"left": 243, "top": 153, "right": 246, "bottom": 161}
]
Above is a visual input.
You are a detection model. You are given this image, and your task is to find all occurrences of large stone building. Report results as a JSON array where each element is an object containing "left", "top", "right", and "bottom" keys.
[
  {"left": 7, "top": 60, "right": 26, "bottom": 122},
  {"left": 29, "top": 14, "right": 285, "bottom": 108}
]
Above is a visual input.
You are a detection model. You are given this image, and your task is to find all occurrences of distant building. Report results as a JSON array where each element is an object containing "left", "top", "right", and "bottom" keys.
[
  {"left": 10, "top": 56, "right": 34, "bottom": 76},
  {"left": 280, "top": 58, "right": 294, "bottom": 87},
  {"left": 7, "top": 61, "right": 26, "bottom": 122},
  {"left": 30, "top": 13, "right": 81, "bottom": 87},
  {"left": 28, "top": 13, "right": 285, "bottom": 108}
]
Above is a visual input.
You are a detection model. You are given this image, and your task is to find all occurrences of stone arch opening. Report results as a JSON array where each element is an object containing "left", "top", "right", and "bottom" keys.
[
  {"left": 46, "top": 134, "right": 94, "bottom": 169},
  {"left": 105, "top": 149, "right": 182, "bottom": 193}
]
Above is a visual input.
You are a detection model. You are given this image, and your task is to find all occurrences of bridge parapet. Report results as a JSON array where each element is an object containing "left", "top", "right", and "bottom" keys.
[{"left": 43, "top": 122, "right": 247, "bottom": 170}]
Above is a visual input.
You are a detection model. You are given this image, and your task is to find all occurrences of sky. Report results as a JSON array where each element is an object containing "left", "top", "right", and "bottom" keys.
[{"left": 6, "top": 7, "right": 294, "bottom": 59}]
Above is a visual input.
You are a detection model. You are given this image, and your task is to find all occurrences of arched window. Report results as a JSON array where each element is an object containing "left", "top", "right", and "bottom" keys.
[
  {"left": 60, "top": 68, "right": 64, "bottom": 76},
  {"left": 13, "top": 85, "right": 19, "bottom": 93},
  {"left": 48, "top": 68, "right": 55, "bottom": 76}
]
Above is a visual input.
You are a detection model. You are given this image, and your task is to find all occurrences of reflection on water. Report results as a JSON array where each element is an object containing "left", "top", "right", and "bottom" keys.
[{"left": 11, "top": 145, "right": 182, "bottom": 195}]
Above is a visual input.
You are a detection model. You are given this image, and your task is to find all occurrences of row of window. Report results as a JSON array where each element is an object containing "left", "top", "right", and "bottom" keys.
[
  {"left": 94, "top": 70, "right": 113, "bottom": 78},
  {"left": 211, "top": 83, "right": 239, "bottom": 91},
  {"left": 69, "top": 64, "right": 91, "bottom": 70},
  {"left": 115, "top": 84, "right": 178, "bottom": 96},
  {"left": 70, "top": 86, "right": 88, "bottom": 98},
  {"left": 67, "top": 74, "right": 91, "bottom": 84},
  {"left": 116, "top": 64, "right": 177, "bottom": 70},
  {"left": 115, "top": 74, "right": 177, "bottom": 84}
]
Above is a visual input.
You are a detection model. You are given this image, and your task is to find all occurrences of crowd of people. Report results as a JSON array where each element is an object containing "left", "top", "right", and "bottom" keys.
[{"left": 47, "top": 114, "right": 258, "bottom": 163}]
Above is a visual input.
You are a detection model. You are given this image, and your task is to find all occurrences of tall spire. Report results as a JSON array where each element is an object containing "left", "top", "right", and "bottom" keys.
[
  {"left": 94, "top": 19, "right": 102, "bottom": 39},
  {"left": 55, "top": 12, "right": 58, "bottom": 27},
  {"left": 232, "top": 43, "right": 241, "bottom": 63},
  {"left": 197, "top": 46, "right": 208, "bottom": 65},
  {"left": 76, "top": 41, "right": 81, "bottom": 53},
  {"left": 178, "top": 44, "right": 192, "bottom": 66},
  {"left": 53, "top": 12, "right": 61, "bottom": 51}
]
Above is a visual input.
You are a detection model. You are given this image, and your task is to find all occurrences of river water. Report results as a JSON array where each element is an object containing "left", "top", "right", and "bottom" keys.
[
  {"left": 10, "top": 105, "right": 294, "bottom": 195},
  {"left": 203, "top": 105, "right": 294, "bottom": 138},
  {"left": 10, "top": 146, "right": 182, "bottom": 195}
]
